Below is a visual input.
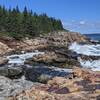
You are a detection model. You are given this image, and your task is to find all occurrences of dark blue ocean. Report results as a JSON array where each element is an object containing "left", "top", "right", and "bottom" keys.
[{"left": 84, "top": 34, "right": 100, "bottom": 41}]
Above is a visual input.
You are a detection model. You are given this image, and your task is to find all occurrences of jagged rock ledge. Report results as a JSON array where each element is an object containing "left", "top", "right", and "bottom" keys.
[
  {"left": 0, "top": 31, "right": 89, "bottom": 56},
  {"left": 9, "top": 67, "right": 100, "bottom": 100}
]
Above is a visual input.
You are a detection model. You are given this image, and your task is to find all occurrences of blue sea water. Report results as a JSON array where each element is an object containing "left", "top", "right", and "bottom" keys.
[{"left": 84, "top": 34, "right": 100, "bottom": 41}]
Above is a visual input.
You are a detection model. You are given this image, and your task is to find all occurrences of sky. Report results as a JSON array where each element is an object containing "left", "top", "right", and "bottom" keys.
[{"left": 0, "top": 0, "right": 100, "bottom": 34}]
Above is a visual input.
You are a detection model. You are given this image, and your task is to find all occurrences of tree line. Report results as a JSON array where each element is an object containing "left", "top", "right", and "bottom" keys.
[{"left": 0, "top": 6, "right": 64, "bottom": 39}]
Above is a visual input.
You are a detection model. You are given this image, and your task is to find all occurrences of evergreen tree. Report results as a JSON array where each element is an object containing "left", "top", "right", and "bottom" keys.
[{"left": 0, "top": 6, "right": 64, "bottom": 39}]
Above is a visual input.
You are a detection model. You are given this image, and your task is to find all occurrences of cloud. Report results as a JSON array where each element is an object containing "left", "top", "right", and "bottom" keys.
[
  {"left": 63, "top": 20, "right": 100, "bottom": 33},
  {"left": 79, "top": 21, "right": 86, "bottom": 25}
]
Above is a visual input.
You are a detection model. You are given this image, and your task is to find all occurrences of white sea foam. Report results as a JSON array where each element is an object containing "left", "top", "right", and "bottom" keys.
[
  {"left": 69, "top": 42, "right": 100, "bottom": 56},
  {"left": 7, "top": 52, "right": 44, "bottom": 65},
  {"left": 78, "top": 57, "right": 100, "bottom": 71},
  {"left": 69, "top": 42, "right": 100, "bottom": 71}
]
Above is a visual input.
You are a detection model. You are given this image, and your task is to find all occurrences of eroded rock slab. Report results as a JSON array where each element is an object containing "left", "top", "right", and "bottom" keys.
[{"left": 0, "top": 76, "right": 33, "bottom": 98}]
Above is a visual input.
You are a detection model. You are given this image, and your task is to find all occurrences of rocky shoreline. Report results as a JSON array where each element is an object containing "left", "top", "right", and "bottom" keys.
[
  {"left": 9, "top": 67, "right": 100, "bottom": 100},
  {"left": 0, "top": 31, "right": 100, "bottom": 100}
]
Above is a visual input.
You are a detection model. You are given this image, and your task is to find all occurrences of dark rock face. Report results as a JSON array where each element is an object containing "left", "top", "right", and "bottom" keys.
[
  {"left": 0, "top": 66, "right": 24, "bottom": 79},
  {"left": 24, "top": 66, "right": 73, "bottom": 83},
  {"left": 0, "top": 64, "right": 73, "bottom": 83}
]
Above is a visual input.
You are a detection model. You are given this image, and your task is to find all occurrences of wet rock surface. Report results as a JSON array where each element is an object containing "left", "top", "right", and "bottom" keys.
[{"left": 24, "top": 66, "right": 73, "bottom": 83}]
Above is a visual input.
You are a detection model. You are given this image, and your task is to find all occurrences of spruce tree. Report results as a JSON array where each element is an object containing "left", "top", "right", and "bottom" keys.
[{"left": 0, "top": 6, "right": 64, "bottom": 39}]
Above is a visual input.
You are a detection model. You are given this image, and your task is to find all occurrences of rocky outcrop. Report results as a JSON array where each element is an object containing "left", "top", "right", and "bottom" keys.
[
  {"left": 32, "top": 52, "right": 58, "bottom": 64},
  {"left": 73, "top": 67, "right": 100, "bottom": 83},
  {"left": 1, "top": 31, "right": 89, "bottom": 49},
  {"left": 10, "top": 68, "right": 100, "bottom": 100},
  {"left": 0, "top": 31, "right": 89, "bottom": 56},
  {"left": 20, "top": 32, "right": 89, "bottom": 51},
  {"left": 0, "top": 66, "right": 24, "bottom": 79},
  {"left": 46, "top": 31, "right": 89, "bottom": 45},
  {"left": 25, "top": 49, "right": 80, "bottom": 68},
  {"left": 0, "top": 32, "right": 99, "bottom": 100},
  {"left": 24, "top": 66, "right": 73, "bottom": 83},
  {"left": 0, "top": 76, "right": 33, "bottom": 99}
]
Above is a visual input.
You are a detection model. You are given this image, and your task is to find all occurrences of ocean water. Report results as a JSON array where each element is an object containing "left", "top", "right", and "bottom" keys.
[
  {"left": 84, "top": 34, "right": 100, "bottom": 41},
  {"left": 69, "top": 42, "right": 100, "bottom": 71},
  {"left": 7, "top": 52, "right": 44, "bottom": 64},
  {"left": 69, "top": 42, "right": 100, "bottom": 56},
  {"left": 69, "top": 34, "right": 100, "bottom": 71},
  {"left": 6, "top": 52, "right": 73, "bottom": 76}
]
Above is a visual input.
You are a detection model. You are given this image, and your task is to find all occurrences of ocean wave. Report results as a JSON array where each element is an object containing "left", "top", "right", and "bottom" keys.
[
  {"left": 69, "top": 42, "right": 100, "bottom": 71},
  {"left": 69, "top": 42, "right": 100, "bottom": 56}
]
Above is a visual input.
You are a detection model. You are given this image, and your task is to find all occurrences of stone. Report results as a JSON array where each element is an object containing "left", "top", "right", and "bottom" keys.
[
  {"left": 0, "top": 42, "right": 13, "bottom": 56},
  {"left": 38, "top": 74, "right": 52, "bottom": 83},
  {"left": 31, "top": 50, "right": 80, "bottom": 68},
  {"left": 11, "top": 72, "right": 100, "bottom": 100},
  {"left": 0, "top": 66, "right": 24, "bottom": 79},
  {"left": 24, "top": 65, "right": 73, "bottom": 83},
  {"left": 0, "top": 57, "right": 8, "bottom": 65},
  {"left": 0, "top": 76, "right": 33, "bottom": 98},
  {"left": 32, "top": 52, "right": 57, "bottom": 63},
  {"left": 72, "top": 67, "right": 100, "bottom": 83}
]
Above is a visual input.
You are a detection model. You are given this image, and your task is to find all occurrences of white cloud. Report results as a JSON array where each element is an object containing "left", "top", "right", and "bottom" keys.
[
  {"left": 79, "top": 21, "right": 86, "bottom": 25},
  {"left": 62, "top": 20, "right": 100, "bottom": 33}
]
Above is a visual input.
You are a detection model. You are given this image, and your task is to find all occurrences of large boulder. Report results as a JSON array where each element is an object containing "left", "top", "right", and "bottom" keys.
[
  {"left": 26, "top": 50, "right": 80, "bottom": 68},
  {"left": 32, "top": 52, "right": 57, "bottom": 64},
  {"left": 0, "top": 66, "right": 24, "bottom": 79}
]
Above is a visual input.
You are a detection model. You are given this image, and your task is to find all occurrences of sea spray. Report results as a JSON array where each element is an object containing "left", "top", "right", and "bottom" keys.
[{"left": 69, "top": 42, "right": 100, "bottom": 71}]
